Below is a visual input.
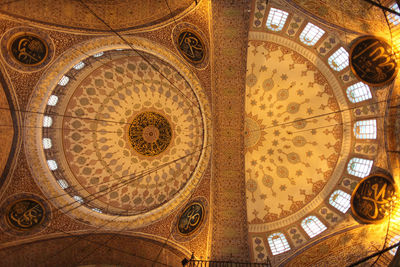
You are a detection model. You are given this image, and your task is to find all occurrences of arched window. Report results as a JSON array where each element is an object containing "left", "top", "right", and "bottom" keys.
[
  {"left": 93, "top": 51, "right": 104, "bottom": 58},
  {"left": 42, "top": 138, "right": 52, "bottom": 149},
  {"left": 346, "top": 82, "right": 372, "bottom": 103},
  {"left": 266, "top": 8, "right": 289, "bottom": 32},
  {"left": 329, "top": 190, "right": 351, "bottom": 213},
  {"left": 58, "top": 75, "right": 70, "bottom": 86},
  {"left": 92, "top": 208, "right": 103, "bottom": 213},
  {"left": 299, "top": 22, "right": 325, "bottom": 46},
  {"left": 73, "top": 61, "right": 85, "bottom": 70},
  {"left": 47, "top": 160, "right": 58, "bottom": 171},
  {"left": 388, "top": 3, "right": 400, "bottom": 26},
  {"left": 301, "top": 216, "right": 327, "bottom": 238},
  {"left": 57, "top": 179, "right": 69, "bottom": 189},
  {"left": 73, "top": 195, "right": 84, "bottom": 203},
  {"left": 328, "top": 47, "right": 349, "bottom": 71},
  {"left": 354, "top": 120, "right": 377, "bottom": 139},
  {"left": 389, "top": 235, "right": 400, "bottom": 256},
  {"left": 43, "top": 116, "right": 53, "bottom": 127},
  {"left": 47, "top": 95, "right": 58, "bottom": 106},
  {"left": 347, "top": 158, "right": 373, "bottom": 178},
  {"left": 267, "top": 232, "right": 291, "bottom": 255}
]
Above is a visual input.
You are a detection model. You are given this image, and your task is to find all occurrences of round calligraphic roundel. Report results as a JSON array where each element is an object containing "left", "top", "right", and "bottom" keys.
[
  {"left": 351, "top": 174, "right": 397, "bottom": 224},
  {"left": 0, "top": 27, "right": 54, "bottom": 71},
  {"left": 177, "top": 201, "right": 205, "bottom": 235},
  {"left": 0, "top": 194, "right": 50, "bottom": 235},
  {"left": 350, "top": 36, "right": 398, "bottom": 86},
  {"left": 24, "top": 36, "right": 211, "bottom": 230},
  {"left": 128, "top": 112, "right": 172, "bottom": 156}
]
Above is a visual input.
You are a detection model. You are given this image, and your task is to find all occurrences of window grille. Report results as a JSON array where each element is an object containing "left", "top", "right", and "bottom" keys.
[
  {"left": 47, "top": 95, "right": 59, "bottom": 106},
  {"left": 43, "top": 116, "right": 53, "bottom": 127},
  {"left": 388, "top": 3, "right": 400, "bottom": 26},
  {"left": 267, "top": 232, "right": 291, "bottom": 255},
  {"left": 299, "top": 22, "right": 325, "bottom": 46},
  {"left": 354, "top": 120, "right": 377, "bottom": 139},
  {"left": 58, "top": 75, "right": 70, "bottom": 86},
  {"left": 266, "top": 8, "right": 289, "bottom": 32},
  {"left": 57, "top": 179, "right": 69, "bottom": 189},
  {"left": 329, "top": 190, "right": 351, "bottom": 213},
  {"left": 42, "top": 138, "right": 52, "bottom": 149},
  {"left": 73, "top": 61, "right": 85, "bottom": 70},
  {"left": 328, "top": 47, "right": 349, "bottom": 71},
  {"left": 301, "top": 216, "right": 327, "bottom": 238},
  {"left": 93, "top": 51, "right": 104, "bottom": 58},
  {"left": 389, "top": 235, "right": 400, "bottom": 255},
  {"left": 346, "top": 82, "right": 372, "bottom": 103},
  {"left": 47, "top": 160, "right": 58, "bottom": 171},
  {"left": 347, "top": 158, "right": 373, "bottom": 178}
]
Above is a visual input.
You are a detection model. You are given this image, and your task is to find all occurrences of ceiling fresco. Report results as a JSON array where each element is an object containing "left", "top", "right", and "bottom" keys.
[
  {"left": 245, "top": 39, "right": 347, "bottom": 225},
  {"left": 287, "top": 0, "right": 389, "bottom": 35},
  {"left": 0, "top": 0, "right": 194, "bottom": 32}
]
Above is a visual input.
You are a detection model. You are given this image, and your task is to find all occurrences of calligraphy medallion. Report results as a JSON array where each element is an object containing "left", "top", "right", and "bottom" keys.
[
  {"left": 177, "top": 202, "right": 204, "bottom": 235},
  {"left": 128, "top": 111, "right": 172, "bottom": 156},
  {"left": 177, "top": 30, "right": 205, "bottom": 64},
  {"left": 10, "top": 34, "right": 48, "bottom": 66},
  {"left": 350, "top": 36, "right": 398, "bottom": 86},
  {"left": 351, "top": 174, "right": 397, "bottom": 224},
  {"left": 6, "top": 199, "right": 45, "bottom": 230}
]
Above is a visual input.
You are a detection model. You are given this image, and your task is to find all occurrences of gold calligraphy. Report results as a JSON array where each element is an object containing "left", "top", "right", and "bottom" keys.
[
  {"left": 177, "top": 31, "right": 205, "bottom": 63},
  {"left": 10, "top": 35, "right": 47, "bottom": 66},
  {"left": 128, "top": 112, "right": 172, "bottom": 156},
  {"left": 351, "top": 175, "right": 396, "bottom": 224},
  {"left": 350, "top": 36, "right": 397, "bottom": 86},
  {"left": 6, "top": 199, "right": 45, "bottom": 230},
  {"left": 178, "top": 202, "right": 204, "bottom": 235}
]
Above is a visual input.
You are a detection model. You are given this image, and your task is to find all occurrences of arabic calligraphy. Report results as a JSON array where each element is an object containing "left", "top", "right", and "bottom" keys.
[
  {"left": 10, "top": 35, "right": 47, "bottom": 66},
  {"left": 351, "top": 175, "right": 396, "bottom": 223},
  {"left": 6, "top": 199, "right": 45, "bottom": 230},
  {"left": 178, "top": 202, "right": 204, "bottom": 235},
  {"left": 350, "top": 36, "right": 397, "bottom": 86},
  {"left": 177, "top": 30, "right": 205, "bottom": 63},
  {"left": 128, "top": 112, "right": 172, "bottom": 156}
]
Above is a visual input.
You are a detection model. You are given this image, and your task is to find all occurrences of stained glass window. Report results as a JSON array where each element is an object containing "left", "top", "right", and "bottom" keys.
[
  {"left": 346, "top": 82, "right": 372, "bottom": 103},
  {"left": 301, "top": 216, "right": 327, "bottom": 238},
  {"left": 299, "top": 22, "right": 325, "bottom": 46},
  {"left": 329, "top": 190, "right": 351, "bottom": 213},
  {"left": 328, "top": 47, "right": 349, "bottom": 71},
  {"left": 266, "top": 8, "right": 289, "bottom": 32},
  {"left": 354, "top": 120, "right": 377, "bottom": 139},
  {"left": 388, "top": 3, "right": 400, "bottom": 26},
  {"left": 347, "top": 158, "right": 373, "bottom": 178},
  {"left": 267, "top": 232, "right": 291, "bottom": 255}
]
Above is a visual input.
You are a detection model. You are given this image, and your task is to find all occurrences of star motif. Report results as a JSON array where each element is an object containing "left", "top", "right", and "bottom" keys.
[
  {"left": 297, "top": 89, "right": 304, "bottom": 96},
  {"left": 281, "top": 74, "right": 288, "bottom": 80}
]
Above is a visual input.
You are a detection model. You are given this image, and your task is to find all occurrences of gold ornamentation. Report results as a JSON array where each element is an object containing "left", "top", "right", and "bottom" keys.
[
  {"left": 177, "top": 30, "right": 205, "bottom": 63},
  {"left": 6, "top": 199, "right": 45, "bottom": 230},
  {"left": 128, "top": 112, "right": 172, "bottom": 156},
  {"left": 10, "top": 34, "right": 48, "bottom": 66},
  {"left": 350, "top": 36, "right": 397, "bottom": 86},
  {"left": 351, "top": 174, "right": 397, "bottom": 224}
]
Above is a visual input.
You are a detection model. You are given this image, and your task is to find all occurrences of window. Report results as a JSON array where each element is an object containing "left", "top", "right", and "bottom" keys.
[
  {"left": 57, "top": 179, "right": 69, "bottom": 189},
  {"left": 328, "top": 47, "right": 349, "bottom": 71},
  {"left": 47, "top": 95, "right": 59, "bottom": 106},
  {"left": 73, "top": 61, "right": 85, "bottom": 70},
  {"left": 267, "top": 232, "right": 291, "bottom": 255},
  {"left": 42, "top": 138, "right": 52, "bottom": 149},
  {"left": 47, "top": 160, "right": 58, "bottom": 171},
  {"left": 354, "top": 120, "right": 377, "bottom": 139},
  {"left": 43, "top": 116, "right": 53, "bottom": 127},
  {"left": 92, "top": 208, "right": 103, "bottom": 213},
  {"left": 329, "top": 190, "right": 351, "bottom": 213},
  {"left": 347, "top": 158, "right": 373, "bottom": 178},
  {"left": 301, "top": 216, "right": 327, "bottom": 238},
  {"left": 58, "top": 75, "right": 70, "bottom": 86},
  {"left": 73, "top": 195, "right": 84, "bottom": 203},
  {"left": 389, "top": 235, "right": 400, "bottom": 256},
  {"left": 266, "top": 8, "right": 289, "bottom": 32},
  {"left": 388, "top": 3, "right": 400, "bottom": 26},
  {"left": 93, "top": 51, "right": 104, "bottom": 58},
  {"left": 299, "top": 22, "right": 325, "bottom": 46},
  {"left": 346, "top": 82, "right": 372, "bottom": 103}
]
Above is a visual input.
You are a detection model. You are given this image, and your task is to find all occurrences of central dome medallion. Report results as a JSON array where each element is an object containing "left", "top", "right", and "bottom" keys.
[
  {"left": 24, "top": 37, "right": 211, "bottom": 229},
  {"left": 128, "top": 111, "right": 172, "bottom": 156}
]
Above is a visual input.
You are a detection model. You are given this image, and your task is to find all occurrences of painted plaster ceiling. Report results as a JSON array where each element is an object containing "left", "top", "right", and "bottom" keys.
[
  {"left": 245, "top": 38, "right": 348, "bottom": 225},
  {"left": 288, "top": 0, "right": 389, "bottom": 35},
  {"left": 0, "top": 0, "right": 194, "bottom": 32},
  {"left": 48, "top": 50, "right": 205, "bottom": 216}
]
